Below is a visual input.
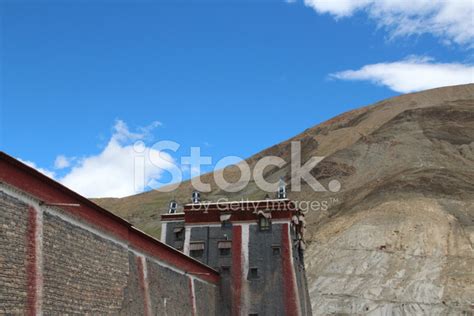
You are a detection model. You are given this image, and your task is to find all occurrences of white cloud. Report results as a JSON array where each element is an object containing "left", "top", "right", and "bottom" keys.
[
  {"left": 54, "top": 155, "right": 71, "bottom": 169},
  {"left": 304, "top": 0, "right": 474, "bottom": 46},
  {"left": 111, "top": 120, "right": 161, "bottom": 143},
  {"left": 57, "top": 120, "right": 173, "bottom": 198},
  {"left": 330, "top": 56, "right": 474, "bottom": 93},
  {"left": 18, "top": 158, "right": 56, "bottom": 179},
  {"left": 16, "top": 120, "right": 176, "bottom": 198}
]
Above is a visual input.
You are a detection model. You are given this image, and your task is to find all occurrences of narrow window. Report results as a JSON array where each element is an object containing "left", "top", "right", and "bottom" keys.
[
  {"left": 220, "top": 266, "right": 230, "bottom": 274},
  {"left": 221, "top": 220, "right": 232, "bottom": 229},
  {"left": 249, "top": 267, "right": 259, "bottom": 279},
  {"left": 218, "top": 241, "right": 232, "bottom": 256},
  {"left": 220, "top": 248, "right": 230, "bottom": 256},
  {"left": 173, "top": 227, "right": 184, "bottom": 241},
  {"left": 189, "top": 242, "right": 205, "bottom": 258},
  {"left": 272, "top": 245, "right": 281, "bottom": 256},
  {"left": 258, "top": 216, "right": 271, "bottom": 231}
]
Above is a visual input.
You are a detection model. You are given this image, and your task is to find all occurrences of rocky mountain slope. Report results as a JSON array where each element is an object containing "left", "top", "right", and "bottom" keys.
[{"left": 95, "top": 84, "right": 474, "bottom": 314}]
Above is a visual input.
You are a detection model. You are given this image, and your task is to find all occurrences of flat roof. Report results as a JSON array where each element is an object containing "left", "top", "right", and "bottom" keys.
[{"left": 184, "top": 198, "right": 290, "bottom": 206}]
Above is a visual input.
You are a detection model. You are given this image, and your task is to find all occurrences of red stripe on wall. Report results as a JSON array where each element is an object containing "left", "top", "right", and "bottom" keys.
[
  {"left": 0, "top": 153, "right": 219, "bottom": 285},
  {"left": 136, "top": 256, "right": 151, "bottom": 316},
  {"left": 184, "top": 208, "right": 295, "bottom": 224},
  {"left": 231, "top": 225, "right": 242, "bottom": 316},
  {"left": 188, "top": 277, "right": 197, "bottom": 316},
  {"left": 26, "top": 206, "right": 38, "bottom": 316},
  {"left": 128, "top": 229, "right": 219, "bottom": 284},
  {"left": 282, "top": 223, "right": 299, "bottom": 316}
]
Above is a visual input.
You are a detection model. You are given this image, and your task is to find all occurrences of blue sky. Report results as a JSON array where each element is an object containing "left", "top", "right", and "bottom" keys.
[{"left": 1, "top": 1, "right": 473, "bottom": 197}]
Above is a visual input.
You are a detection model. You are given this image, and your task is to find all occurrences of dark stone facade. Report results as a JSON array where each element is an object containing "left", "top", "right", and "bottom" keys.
[
  {"left": 162, "top": 200, "right": 313, "bottom": 315},
  {"left": 247, "top": 223, "right": 286, "bottom": 315}
]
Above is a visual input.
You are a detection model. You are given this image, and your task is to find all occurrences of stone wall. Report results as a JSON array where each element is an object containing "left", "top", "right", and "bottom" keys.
[
  {"left": 162, "top": 220, "right": 185, "bottom": 250},
  {"left": 0, "top": 184, "right": 218, "bottom": 315},
  {"left": 194, "top": 276, "right": 218, "bottom": 315},
  {"left": 186, "top": 222, "right": 312, "bottom": 315},
  {"left": 247, "top": 223, "right": 285, "bottom": 315},
  {"left": 0, "top": 191, "right": 29, "bottom": 315},
  {"left": 42, "top": 212, "right": 129, "bottom": 314}
]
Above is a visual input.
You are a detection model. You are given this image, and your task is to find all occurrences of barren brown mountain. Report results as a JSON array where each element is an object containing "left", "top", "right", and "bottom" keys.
[{"left": 96, "top": 84, "right": 474, "bottom": 314}]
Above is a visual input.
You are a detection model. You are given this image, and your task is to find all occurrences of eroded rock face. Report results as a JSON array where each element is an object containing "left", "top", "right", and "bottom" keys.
[
  {"left": 96, "top": 84, "right": 474, "bottom": 315},
  {"left": 301, "top": 94, "right": 474, "bottom": 314},
  {"left": 305, "top": 199, "right": 474, "bottom": 315},
  {"left": 303, "top": 94, "right": 474, "bottom": 314}
]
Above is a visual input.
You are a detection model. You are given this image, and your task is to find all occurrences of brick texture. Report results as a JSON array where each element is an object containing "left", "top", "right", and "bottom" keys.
[
  {"left": 194, "top": 278, "right": 218, "bottom": 316},
  {"left": 42, "top": 212, "right": 129, "bottom": 314},
  {"left": 1, "top": 188, "right": 218, "bottom": 315},
  {"left": 0, "top": 191, "right": 29, "bottom": 315},
  {"left": 147, "top": 259, "right": 193, "bottom": 315},
  {"left": 119, "top": 252, "right": 145, "bottom": 315}
]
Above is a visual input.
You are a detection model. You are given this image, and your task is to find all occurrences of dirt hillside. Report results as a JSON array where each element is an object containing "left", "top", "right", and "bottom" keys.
[{"left": 96, "top": 84, "right": 474, "bottom": 314}]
